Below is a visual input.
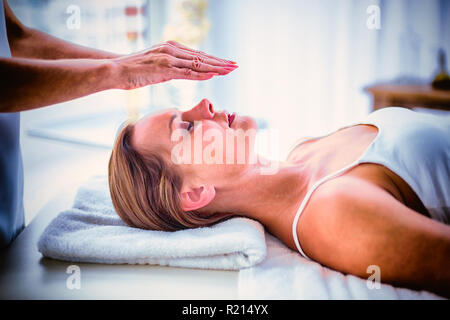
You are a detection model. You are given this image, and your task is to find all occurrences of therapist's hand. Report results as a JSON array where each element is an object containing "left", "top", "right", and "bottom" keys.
[{"left": 112, "top": 41, "right": 238, "bottom": 90}]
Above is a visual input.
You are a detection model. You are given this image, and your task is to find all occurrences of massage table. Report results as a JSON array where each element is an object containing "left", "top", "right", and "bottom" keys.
[
  {"left": 0, "top": 187, "right": 239, "bottom": 300},
  {"left": 1, "top": 183, "right": 443, "bottom": 300}
]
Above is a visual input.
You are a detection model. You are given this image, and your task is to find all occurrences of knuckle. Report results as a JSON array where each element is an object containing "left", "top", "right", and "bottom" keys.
[
  {"left": 157, "top": 54, "right": 171, "bottom": 66},
  {"left": 158, "top": 45, "right": 169, "bottom": 54}
]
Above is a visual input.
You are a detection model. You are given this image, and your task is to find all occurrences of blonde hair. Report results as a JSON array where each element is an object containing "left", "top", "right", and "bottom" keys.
[{"left": 108, "top": 123, "right": 231, "bottom": 231}]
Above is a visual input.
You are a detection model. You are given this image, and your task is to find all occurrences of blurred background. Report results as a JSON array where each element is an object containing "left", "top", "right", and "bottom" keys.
[{"left": 7, "top": 0, "right": 450, "bottom": 224}]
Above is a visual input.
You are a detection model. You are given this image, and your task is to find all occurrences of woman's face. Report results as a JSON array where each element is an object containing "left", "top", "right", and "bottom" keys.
[{"left": 131, "top": 98, "right": 258, "bottom": 189}]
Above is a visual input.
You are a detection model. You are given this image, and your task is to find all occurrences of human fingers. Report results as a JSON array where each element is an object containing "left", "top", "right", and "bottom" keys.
[
  {"left": 153, "top": 41, "right": 237, "bottom": 68},
  {"left": 171, "top": 67, "right": 219, "bottom": 81},
  {"left": 165, "top": 40, "right": 237, "bottom": 65},
  {"left": 171, "top": 48, "right": 238, "bottom": 69},
  {"left": 172, "top": 56, "right": 236, "bottom": 75}
]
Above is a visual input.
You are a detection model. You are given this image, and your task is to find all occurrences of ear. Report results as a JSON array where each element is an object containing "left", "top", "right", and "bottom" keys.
[{"left": 180, "top": 184, "right": 216, "bottom": 212}]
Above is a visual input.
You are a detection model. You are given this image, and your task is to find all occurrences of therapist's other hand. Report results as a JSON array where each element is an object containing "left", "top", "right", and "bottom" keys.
[{"left": 112, "top": 41, "right": 238, "bottom": 90}]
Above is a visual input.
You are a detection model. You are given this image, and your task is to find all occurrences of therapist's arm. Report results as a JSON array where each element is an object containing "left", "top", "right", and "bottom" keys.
[
  {"left": 4, "top": 0, "right": 120, "bottom": 60},
  {"left": 0, "top": 58, "right": 116, "bottom": 112},
  {"left": 0, "top": 43, "right": 236, "bottom": 112}
]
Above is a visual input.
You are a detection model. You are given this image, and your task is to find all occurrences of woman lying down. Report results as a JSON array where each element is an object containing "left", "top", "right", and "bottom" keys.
[{"left": 108, "top": 98, "right": 450, "bottom": 297}]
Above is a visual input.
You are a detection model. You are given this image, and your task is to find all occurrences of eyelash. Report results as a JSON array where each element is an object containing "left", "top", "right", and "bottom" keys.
[{"left": 182, "top": 121, "right": 193, "bottom": 131}]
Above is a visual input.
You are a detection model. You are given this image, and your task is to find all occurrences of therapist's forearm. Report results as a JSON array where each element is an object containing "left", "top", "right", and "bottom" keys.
[
  {"left": 0, "top": 57, "right": 116, "bottom": 112},
  {"left": 10, "top": 26, "right": 121, "bottom": 60},
  {"left": 4, "top": 0, "right": 120, "bottom": 60}
]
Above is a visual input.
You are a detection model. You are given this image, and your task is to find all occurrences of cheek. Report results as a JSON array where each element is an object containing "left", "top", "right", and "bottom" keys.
[
  {"left": 177, "top": 163, "right": 223, "bottom": 186},
  {"left": 194, "top": 163, "right": 247, "bottom": 183},
  {"left": 198, "top": 122, "right": 226, "bottom": 154},
  {"left": 171, "top": 121, "right": 257, "bottom": 169},
  {"left": 155, "top": 140, "right": 175, "bottom": 161},
  {"left": 199, "top": 122, "right": 224, "bottom": 135}
]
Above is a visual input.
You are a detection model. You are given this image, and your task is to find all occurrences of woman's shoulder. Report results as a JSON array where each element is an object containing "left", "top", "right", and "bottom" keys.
[
  {"left": 306, "top": 176, "right": 362, "bottom": 208},
  {"left": 301, "top": 173, "right": 394, "bottom": 220},
  {"left": 297, "top": 174, "right": 398, "bottom": 253}
]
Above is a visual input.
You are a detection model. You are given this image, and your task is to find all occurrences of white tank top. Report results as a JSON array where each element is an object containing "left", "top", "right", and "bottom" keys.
[{"left": 291, "top": 107, "right": 450, "bottom": 260}]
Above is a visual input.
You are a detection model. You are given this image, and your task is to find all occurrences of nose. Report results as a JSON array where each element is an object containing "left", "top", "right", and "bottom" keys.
[{"left": 181, "top": 99, "right": 215, "bottom": 122}]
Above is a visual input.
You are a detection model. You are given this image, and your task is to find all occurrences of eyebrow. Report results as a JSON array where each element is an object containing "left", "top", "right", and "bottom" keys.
[{"left": 168, "top": 112, "right": 176, "bottom": 137}]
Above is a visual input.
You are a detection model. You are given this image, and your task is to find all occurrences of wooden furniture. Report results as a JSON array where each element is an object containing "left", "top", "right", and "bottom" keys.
[{"left": 365, "top": 83, "right": 450, "bottom": 112}]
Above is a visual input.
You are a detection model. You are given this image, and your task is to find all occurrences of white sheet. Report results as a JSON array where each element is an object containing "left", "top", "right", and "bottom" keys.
[{"left": 238, "top": 233, "right": 444, "bottom": 299}]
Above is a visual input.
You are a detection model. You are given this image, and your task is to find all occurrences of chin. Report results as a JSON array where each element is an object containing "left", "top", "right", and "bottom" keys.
[{"left": 233, "top": 115, "right": 258, "bottom": 131}]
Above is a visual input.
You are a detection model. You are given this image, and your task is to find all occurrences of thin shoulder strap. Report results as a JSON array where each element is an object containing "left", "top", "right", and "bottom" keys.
[{"left": 292, "top": 160, "right": 360, "bottom": 260}]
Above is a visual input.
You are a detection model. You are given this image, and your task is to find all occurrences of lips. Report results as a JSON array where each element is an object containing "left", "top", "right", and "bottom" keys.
[{"left": 227, "top": 113, "right": 236, "bottom": 127}]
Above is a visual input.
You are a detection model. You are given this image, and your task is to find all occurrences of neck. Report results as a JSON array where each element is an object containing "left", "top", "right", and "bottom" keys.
[{"left": 211, "top": 157, "right": 312, "bottom": 230}]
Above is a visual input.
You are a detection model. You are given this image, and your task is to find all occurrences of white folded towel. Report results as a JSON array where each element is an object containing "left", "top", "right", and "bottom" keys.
[{"left": 37, "top": 175, "right": 267, "bottom": 270}]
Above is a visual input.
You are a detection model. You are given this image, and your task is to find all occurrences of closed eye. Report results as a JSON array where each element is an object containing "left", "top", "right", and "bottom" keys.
[{"left": 180, "top": 120, "right": 194, "bottom": 131}]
